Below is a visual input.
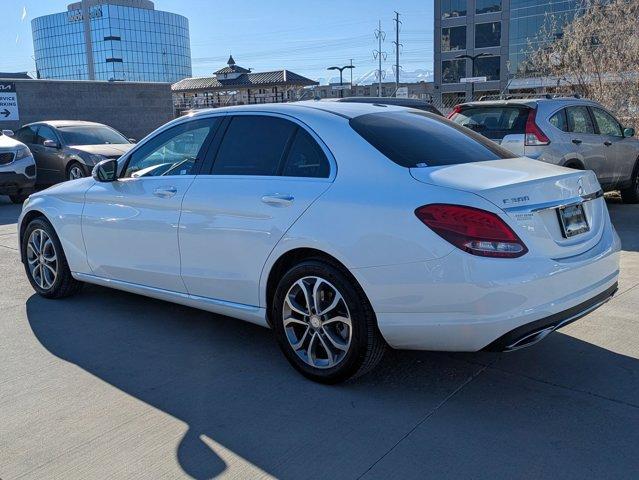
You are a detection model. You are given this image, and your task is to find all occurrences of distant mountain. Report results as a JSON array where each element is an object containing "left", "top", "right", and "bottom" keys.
[{"left": 316, "top": 68, "right": 433, "bottom": 86}]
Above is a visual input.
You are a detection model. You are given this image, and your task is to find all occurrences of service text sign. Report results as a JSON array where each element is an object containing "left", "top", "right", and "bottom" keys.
[{"left": 0, "top": 82, "right": 19, "bottom": 121}]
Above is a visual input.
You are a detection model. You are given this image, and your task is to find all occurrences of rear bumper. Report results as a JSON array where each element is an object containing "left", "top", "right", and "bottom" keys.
[{"left": 353, "top": 221, "right": 621, "bottom": 351}]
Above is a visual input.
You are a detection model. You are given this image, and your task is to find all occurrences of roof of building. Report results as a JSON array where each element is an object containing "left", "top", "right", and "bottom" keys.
[
  {"left": 0, "top": 72, "right": 32, "bottom": 79},
  {"left": 172, "top": 69, "right": 318, "bottom": 92}
]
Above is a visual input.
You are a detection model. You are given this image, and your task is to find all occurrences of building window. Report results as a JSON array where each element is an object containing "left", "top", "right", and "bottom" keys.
[
  {"left": 441, "top": 26, "right": 466, "bottom": 52},
  {"left": 441, "top": 0, "right": 466, "bottom": 19},
  {"left": 442, "top": 59, "right": 466, "bottom": 84},
  {"left": 475, "top": 22, "right": 501, "bottom": 48},
  {"left": 474, "top": 55, "right": 500, "bottom": 81},
  {"left": 476, "top": 0, "right": 501, "bottom": 14}
]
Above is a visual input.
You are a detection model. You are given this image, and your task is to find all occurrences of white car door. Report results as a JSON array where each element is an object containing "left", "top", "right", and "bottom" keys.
[
  {"left": 179, "top": 113, "right": 334, "bottom": 307},
  {"left": 82, "top": 117, "right": 221, "bottom": 291}
]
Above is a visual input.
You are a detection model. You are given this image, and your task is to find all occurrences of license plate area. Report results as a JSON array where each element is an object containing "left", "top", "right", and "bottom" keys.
[{"left": 557, "top": 203, "right": 590, "bottom": 238}]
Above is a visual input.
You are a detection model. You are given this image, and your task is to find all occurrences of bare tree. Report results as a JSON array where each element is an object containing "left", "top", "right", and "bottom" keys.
[{"left": 520, "top": 0, "right": 639, "bottom": 128}]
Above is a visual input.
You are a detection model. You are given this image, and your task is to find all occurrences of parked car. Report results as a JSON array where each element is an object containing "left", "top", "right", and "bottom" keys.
[
  {"left": 13, "top": 121, "right": 135, "bottom": 185},
  {"left": 448, "top": 97, "right": 639, "bottom": 203},
  {"left": 18, "top": 102, "right": 620, "bottom": 383},
  {"left": 333, "top": 97, "right": 443, "bottom": 116},
  {"left": 0, "top": 130, "right": 36, "bottom": 203}
]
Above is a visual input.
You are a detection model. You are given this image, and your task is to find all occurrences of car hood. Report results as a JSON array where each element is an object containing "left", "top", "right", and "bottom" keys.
[
  {"left": 69, "top": 144, "right": 133, "bottom": 158},
  {"left": 0, "top": 134, "right": 25, "bottom": 149}
]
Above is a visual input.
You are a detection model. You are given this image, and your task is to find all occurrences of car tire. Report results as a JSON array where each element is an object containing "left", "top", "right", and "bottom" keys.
[
  {"left": 22, "top": 217, "right": 83, "bottom": 299},
  {"left": 272, "top": 259, "right": 386, "bottom": 383},
  {"left": 620, "top": 166, "right": 639, "bottom": 204},
  {"left": 67, "top": 162, "right": 88, "bottom": 181}
]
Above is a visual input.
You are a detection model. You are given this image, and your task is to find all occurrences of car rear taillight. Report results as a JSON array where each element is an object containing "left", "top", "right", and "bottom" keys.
[
  {"left": 524, "top": 109, "right": 550, "bottom": 146},
  {"left": 415, "top": 204, "right": 528, "bottom": 258},
  {"left": 447, "top": 104, "right": 462, "bottom": 120}
]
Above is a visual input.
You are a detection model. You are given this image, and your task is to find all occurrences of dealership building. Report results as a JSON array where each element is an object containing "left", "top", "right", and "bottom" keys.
[
  {"left": 434, "top": 0, "right": 583, "bottom": 104},
  {"left": 32, "top": 0, "right": 191, "bottom": 83}
]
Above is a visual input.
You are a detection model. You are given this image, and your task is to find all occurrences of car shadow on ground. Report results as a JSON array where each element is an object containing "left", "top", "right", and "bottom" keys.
[
  {"left": 606, "top": 195, "right": 639, "bottom": 252},
  {"left": 0, "top": 198, "right": 22, "bottom": 226},
  {"left": 26, "top": 285, "right": 639, "bottom": 479}
]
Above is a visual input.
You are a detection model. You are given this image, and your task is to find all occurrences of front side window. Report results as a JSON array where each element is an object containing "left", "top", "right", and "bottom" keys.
[
  {"left": 591, "top": 107, "right": 623, "bottom": 137},
  {"left": 475, "top": 22, "right": 501, "bottom": 48},
  {"left": 123, "top": 118, "right": 218, "bottom": 178},
  {"left": 441, "top": 26, "right": 466, "bottom": 52},
  {"left": 36, "top": 126, "right": 59, "bottom": 146},
  {"left": 442, "top": 59, "right": 466, "bottom": 84},
  {"left": 566, "top": 106, "right": 595, "bottom": 134},
  {"left": 281, "top": 129, "right": 330, "bottom": 178},
  {"left": 212, "top": 116, "right": 296, "bottom": 176},
  {"left": 350, "top": 111, "right": 516, "bottom": 168}
]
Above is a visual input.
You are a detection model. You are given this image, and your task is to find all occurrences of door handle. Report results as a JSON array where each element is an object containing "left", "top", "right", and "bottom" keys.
[
  {"left": 572, "top": 139, "right": 582, "bottom": 145},
  {"left": 153, "top": 186, "right": 178, "bottom": 198},
  {"left": 604, "top": 140, "right": 612, "bottom": 146},
  {"left": 261, "top": 194, "right": 294, "bottom": 206}
]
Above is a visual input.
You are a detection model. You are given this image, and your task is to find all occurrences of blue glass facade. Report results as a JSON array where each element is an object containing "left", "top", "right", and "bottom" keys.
[
  {"left": 32, "top": 2, "right": 191, "bottom": 83},
  {"left": 508, "top": 0, "right": 582, "bottom": 75}
]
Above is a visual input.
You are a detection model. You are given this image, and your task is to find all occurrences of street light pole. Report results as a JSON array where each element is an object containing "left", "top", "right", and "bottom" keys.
[
  {"left": 455, "top": 52, "right": 489, "bottom": 101},
  {"left": 327, "top": 65, "right": 355, "bottom": 98}
]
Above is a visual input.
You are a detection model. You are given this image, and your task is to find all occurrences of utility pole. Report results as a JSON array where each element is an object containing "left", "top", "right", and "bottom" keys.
[
  {"left": 373, "top": 20, "right": 387, "bottom": 97},
  {"left": 392, "top": 11, "right": 402, "bottom": 95},
  {"left": 349, "top": 58, "right": 354, "bottom": 91}
]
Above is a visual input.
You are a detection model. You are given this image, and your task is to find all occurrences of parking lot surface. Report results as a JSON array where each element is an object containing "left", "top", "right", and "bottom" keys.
[{"left": 0, "top": 196, "right": 638, "bottom": 480}]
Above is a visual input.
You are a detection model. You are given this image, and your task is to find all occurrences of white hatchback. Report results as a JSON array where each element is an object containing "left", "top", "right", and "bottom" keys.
[{"left": 18, "top": 102, "right": 620, "bottom": 383}]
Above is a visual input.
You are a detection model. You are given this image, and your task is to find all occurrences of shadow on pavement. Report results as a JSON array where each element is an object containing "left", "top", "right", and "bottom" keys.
[
  {"left": 606, "top": 197, "right": 639, "bottom": 252},
  {"left": 0, "top": 198, "right": 22, "bottom": 226},
  {"left": 26, "top": 285, "right": 639, "bottom": 479}
]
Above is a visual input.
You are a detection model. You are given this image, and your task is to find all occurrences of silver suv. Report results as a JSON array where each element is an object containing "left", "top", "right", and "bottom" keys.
[{"left": 449, "top": 97, "right": 639, "bottom": 203}]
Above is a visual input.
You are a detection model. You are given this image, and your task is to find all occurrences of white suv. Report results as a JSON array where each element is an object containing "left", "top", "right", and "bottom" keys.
[{"left": 0, "top": 130, "right": 36, "bottom": 203}]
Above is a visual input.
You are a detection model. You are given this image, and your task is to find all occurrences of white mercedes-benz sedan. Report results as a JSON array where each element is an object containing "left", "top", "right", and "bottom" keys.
[{"left": 18, "top": 101, "right": 620, "bottom": 383}]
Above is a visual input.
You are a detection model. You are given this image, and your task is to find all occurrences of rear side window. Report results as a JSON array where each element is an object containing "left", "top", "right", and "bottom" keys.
[
  {"left": 566, "top": 106, "right": 595, "bottom": 134},
  {"left": 450, "top": 106, "right": 529, "bottom": 141},
  {"left": 213, "top": 116, "right": 296, "bottom": 176},
  {"left": 549, "top": 109, "right": 569, "bottom": 132},
  {"left": 281, "top": 129, "right": 330, "bottom": 178},
  {"left": 350, "top": 111, "right": 515, "bottom": 168}
]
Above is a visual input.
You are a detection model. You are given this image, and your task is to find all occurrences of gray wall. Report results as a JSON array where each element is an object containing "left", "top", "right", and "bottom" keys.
[{"left": 0, "top": 79, "right": 174, "bottom": 140}]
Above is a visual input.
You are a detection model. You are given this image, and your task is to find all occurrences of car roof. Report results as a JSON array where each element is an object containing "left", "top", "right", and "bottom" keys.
[
  {"left": 457, "top": 97, "right": 600, "bottom": 109},
  {"left": 187, "top": 100, "right": 414, "bottom": 120},
  {"left": 24, "top": 120, "right": 108, "bottom": 128}
]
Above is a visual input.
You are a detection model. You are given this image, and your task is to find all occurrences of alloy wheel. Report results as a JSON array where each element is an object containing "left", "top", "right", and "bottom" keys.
[
  {"left": 68, "top": 165, "right": 84, "bottom": 180},
  {"left": 26, "top": 228, "right": 58, "bottom": 290},
  {"left": 282, "top": 276, "right": 352, "bottom": 369}
]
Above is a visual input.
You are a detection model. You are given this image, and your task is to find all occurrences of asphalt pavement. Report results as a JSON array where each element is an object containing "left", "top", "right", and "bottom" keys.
[{"left": 0, "top": 195, "right": 637, "bottom": 480}]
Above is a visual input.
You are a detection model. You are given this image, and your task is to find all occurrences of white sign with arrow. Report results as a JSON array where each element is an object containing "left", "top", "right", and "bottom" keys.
[{"left": 0, "top": 82, "right": 19, "bottom": 121}]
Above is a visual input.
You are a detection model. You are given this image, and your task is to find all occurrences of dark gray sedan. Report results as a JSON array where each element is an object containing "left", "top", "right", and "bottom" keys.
[{"left": 13, "top": 121, "right": 134, "bottom": 184}]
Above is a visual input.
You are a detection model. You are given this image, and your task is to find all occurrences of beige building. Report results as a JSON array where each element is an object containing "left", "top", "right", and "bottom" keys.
[
  {"left": 312, "top": 81, "right": 434, "bottom": 101},
  {"left": 172, "top": 56, "right": 318, "bottom": 113}
]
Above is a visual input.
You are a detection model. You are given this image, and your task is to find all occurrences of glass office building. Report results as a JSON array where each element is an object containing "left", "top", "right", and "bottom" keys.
[
  {"left": 434, "top": 0, "right": 582, "bottom": 102},
  {"left": 32, "top": 0, "right": 191, "bottom": 83}
]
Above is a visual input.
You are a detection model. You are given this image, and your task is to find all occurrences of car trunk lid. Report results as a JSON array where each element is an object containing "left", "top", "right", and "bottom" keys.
[{"left": 410, "top": 157, "right": 605, "bottom": 259}]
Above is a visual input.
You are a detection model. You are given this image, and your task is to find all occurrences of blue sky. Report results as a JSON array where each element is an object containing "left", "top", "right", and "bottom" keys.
[{"left": 0, "top": 0, "right": 434, "bottom": 82}]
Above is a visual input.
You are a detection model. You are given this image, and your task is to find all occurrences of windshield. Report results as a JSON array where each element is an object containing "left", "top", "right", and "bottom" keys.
[
  {"left": 449, "top": 106, "right": 530, "bottom": 141},
  {"left": 349, "top": 111, "right": 516, "bottom": 168},
  {"left": 58, "top": 125, "right": 129, "bottom": 146}
]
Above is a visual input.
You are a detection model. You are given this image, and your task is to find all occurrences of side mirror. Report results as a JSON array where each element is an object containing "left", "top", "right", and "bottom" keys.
[
  {"left": 2, "top": 129, "right": 14, "bottom": 137},
  {"left": 92, "top": 158, "right": 118, "bottom": 182},
  {"left": 128, "top": 138, "right": 137, "bottom": 144},
  {"left": 43, "top": 139, "right": 60, "bottom": 149},
  {"left": 623, "top": 127, "right": 635, "bottom": 138}
]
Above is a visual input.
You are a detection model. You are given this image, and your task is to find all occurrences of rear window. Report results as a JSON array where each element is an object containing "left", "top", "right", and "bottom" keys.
[
  {"left": 349, "top": 111, "right": 515, "bottom": 168},
  {"left": 449, "top": 106, "right": 529, "bottom": 141}
]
